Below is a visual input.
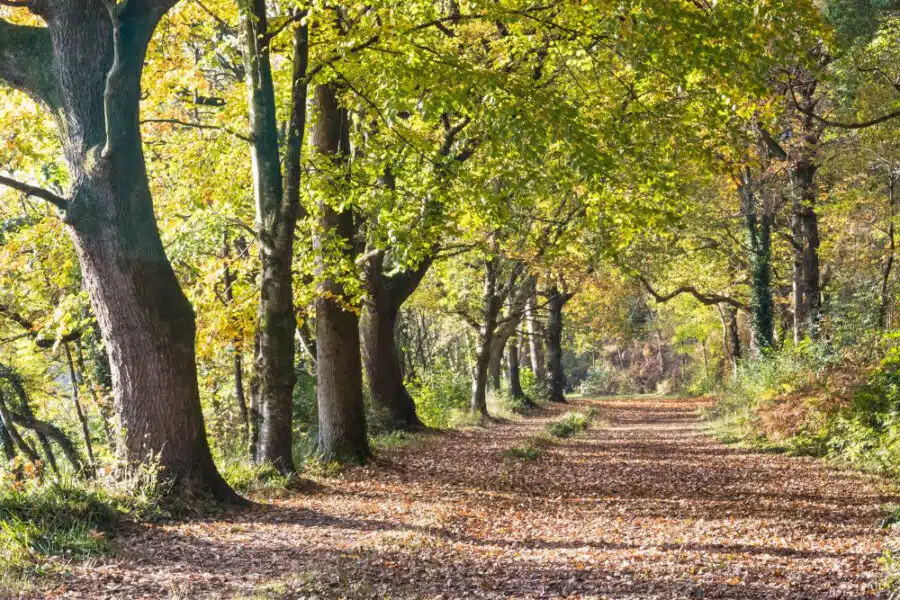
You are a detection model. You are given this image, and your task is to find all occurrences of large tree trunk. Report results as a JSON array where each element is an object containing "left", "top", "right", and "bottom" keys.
[
  {"left": 241, "top": 4, "right": 308, "bottom": 473},
  {"left": 791, "top": 195, "right": 806, "bottom": 345},
  {"left": 311, "top": 83, "right": 370, "bottom": 463},
  {"left": 0, "top": 5, "right": 239, "bottom": 501},
  {"left": 487, "top": 333, "right": 509, "bottom": 391},
  {"left": 361, "top": 253, "right": 431, "bottom": 430}
]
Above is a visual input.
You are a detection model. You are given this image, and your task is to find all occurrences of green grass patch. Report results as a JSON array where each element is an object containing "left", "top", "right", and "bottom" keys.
[
  {"left": 546, "top": 409, "right": 596, "bottom": 439},
  {"left": 503, "top": 436, "right": 554, "bottom": 461},
  {"left": 0, "top": 478, "right": 118, "bottom": 591}
]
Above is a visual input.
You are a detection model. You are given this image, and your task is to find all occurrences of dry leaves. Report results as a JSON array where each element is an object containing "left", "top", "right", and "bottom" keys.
[{"left": 32, "top": 398, "right": 897, "bottom": 599}]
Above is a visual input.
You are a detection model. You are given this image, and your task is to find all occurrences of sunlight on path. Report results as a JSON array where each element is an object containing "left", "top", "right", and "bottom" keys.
[{"left": 48, "top": 398, "right": 895, "bottom": 599}]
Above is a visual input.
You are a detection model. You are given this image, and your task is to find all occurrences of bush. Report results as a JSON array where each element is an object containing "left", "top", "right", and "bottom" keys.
[
  {"left": 407, "top": 366, "right": 470, "bottom": 428},
  {"left": 708, "top": 334, "right": 900, "bottom": 476},
  {"left": 521, "top": 368, "right": 550, "bottom": 403},
  {"left": 546, "top": 410, "right": 595, "bottom": 439},
  {"left": 580, "top": 363, "right": 615, "bottom": 396},
  {"left": 503, "top": 437, "right": 548, "bottom": 460}
]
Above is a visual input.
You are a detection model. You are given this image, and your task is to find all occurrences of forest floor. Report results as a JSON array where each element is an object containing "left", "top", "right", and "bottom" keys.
[{"left": 36, "top": 397, "right": 899, "bottom": 600}]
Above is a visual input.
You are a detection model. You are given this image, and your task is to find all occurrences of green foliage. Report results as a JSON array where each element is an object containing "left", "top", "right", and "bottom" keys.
[
  {"left": 520, "top": 368, "right": 550, "bottom": 403},
  {"left": 546, "top": 410, "right": 595, "bottom": 439},
  {"left": 407, "top": 367, "right": 470, "bottom": 429},
  {"left": 580, "top": 363, "right": 616, "bottom": 397},
  {"left": 502, "top": 436, "right": 552, "bottom": 461}
]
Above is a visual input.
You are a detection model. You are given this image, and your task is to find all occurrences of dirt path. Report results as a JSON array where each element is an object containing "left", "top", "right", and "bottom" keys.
[{"left": 43, "top": 397, "right": 897, "bottom": 599}]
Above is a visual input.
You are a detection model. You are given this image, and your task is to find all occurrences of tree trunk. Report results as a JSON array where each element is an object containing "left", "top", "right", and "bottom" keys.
[
  {"left": 524, "top": 287, "right": 546, "bottom": 381},
  {"left": 361, "top": 253, "right": 431, "bottom": 430},
  {"left": 507, "top": 332, "right": 527, "bottom": 400},
  {"left": 879, "top": 172, "right": 897, "bottom": 330},
  {"left": 470, "top": 258, "right": 499, "bottom": 416},
  {"left": 0, "top": 4, "right": 240, "bottom": 501},
  {"left": 64, "top": 343, "right": 95, "bottom": 469},
  {"left": 311, "top": 83, "right": 370, "bottom": 463},
  {"left": 545, "top": 285, "right": 569, "bottom": 403},
  {"left": 740, "top": 169, "right": 775, "bottom": 351},
  {"left": 241, "top": 4, "right": 308, "bottom": 473},
  {"left": 791, "top": 195, "right": 806, "bottom": 345},
  {"left": 488, "top": 333, "right": 509, "bottom": 391}
]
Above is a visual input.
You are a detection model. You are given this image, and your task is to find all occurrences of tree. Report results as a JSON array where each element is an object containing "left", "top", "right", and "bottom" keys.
[
  {"left": 0, "top": 2, "right": 239, "bottom": 501},
  {"left": 239, "top": 2, "right": 308, "bottom": 473}
]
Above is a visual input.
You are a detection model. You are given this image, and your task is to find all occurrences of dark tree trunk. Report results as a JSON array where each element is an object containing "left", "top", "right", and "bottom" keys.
[
  {"left": 0, "top": 417, "right": 15, "bottom": 462},
  {"left": 311, "top": 83, "right": 370, "bottom": 463},
  {"left": 361, "top": 252, "right": 432, "bottom": 430},
  {"left": 488, "top": 333, "right": 509, "bottom": 391},
  {"left": 879, "top": 173, "right": 897, "bottom": 330},
  {"left": 546, "top": 285, "right": 572, "bottom": 403},
  {"left": 507, "top": 332, "right": 527, "bottom": 400},
  {"left": 0, "top": 4, "right": 240, "bottom": 501},
  {"left": 740, "top": 169, "right": 774, "bottom": 351},
  {"left": 241, "top": 4, "right": 308, "bottom": 473},
  {"left": 471, "top": 258, "right": 499, "bottom": 417},
  {"left": 75, "top": 340, "right": 114, "bottom": 447},
  {"left": 0, "top": 392, "right": 40, "bottom": 465}
]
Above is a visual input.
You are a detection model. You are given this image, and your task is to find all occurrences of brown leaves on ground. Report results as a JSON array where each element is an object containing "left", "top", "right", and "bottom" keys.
[{"left": 36, "top": 398, "right": 898, "bottom": 599}]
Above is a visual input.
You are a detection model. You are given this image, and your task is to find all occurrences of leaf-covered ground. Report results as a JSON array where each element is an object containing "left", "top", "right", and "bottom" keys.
[{"left": 41, "top": 397, "right": 898, "bottom": 599}]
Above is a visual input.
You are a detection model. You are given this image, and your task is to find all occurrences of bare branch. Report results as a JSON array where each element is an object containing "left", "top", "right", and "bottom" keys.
[
  {"left": 140, "top": 117, "right": 252, "bottom": 142},
  {"left": 0, "top": 175, "right": 68, "bottom": 210},
  {"left": 637, "top": 275, "right": 748, "bottom": 311}
]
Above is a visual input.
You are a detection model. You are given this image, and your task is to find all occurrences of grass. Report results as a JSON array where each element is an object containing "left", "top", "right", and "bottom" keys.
[
  {"left": 503, "top": 435, "right": 555, "bottom": 461},
  {"left": 546, "top": 409, "right": 596, "bottom": 439},
  {"left": 0, "top": 477, "right": 119, "bottom": 592}
]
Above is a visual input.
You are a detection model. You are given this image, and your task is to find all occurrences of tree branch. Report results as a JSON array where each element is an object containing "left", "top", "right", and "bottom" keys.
[
  {"left": 0, "top": 18, "right": 58, "bottom": 108},
  {"left": 637, "top": 275, "right": 748, "bottom": 311},
  {"left": 140, "top": 118, "right": 252, "bottom": 142},
  {"left": 0, "top": 175, "right": 68, "bottom": 210}
]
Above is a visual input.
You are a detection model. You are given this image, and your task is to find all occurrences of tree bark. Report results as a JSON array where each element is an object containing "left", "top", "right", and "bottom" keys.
[
  {"left": 740, "top": 169, "right": 775, "bottom": 351},
  {"left": 524, "top": 287, "right": 546, "bottom": 381},
  {"left": 488, "top": 333, "right": 509, "bottom": 391},
  {"left": 0, "top": 4, "right": 240, "bottom": 501},
  {"left": 546, "top": 284, "right": 573, "bottom": 403},
  {"left": 361, "top": 252, "right": 431, "bottom": 430},
  {"left": 311, "top": 83, "right": 370, "bottom": 463},
  {"left": 241, "top": 4, "right": 308, "bottom": 473},
  {"left": 470, "top": 258, "right": 499, "bottom": 416}
]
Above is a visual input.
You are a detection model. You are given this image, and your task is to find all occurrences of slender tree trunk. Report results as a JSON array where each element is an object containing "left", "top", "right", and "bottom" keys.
[
  {"left": 507, "top": 331, "right": 527, "bottom": 400},
  {"left": 311, "top": 83, "right": 370, "bottom": 463},
  {"left": 791, "top": 195, "right": 807, "bottom": 345},
  {"left": 525, "top": 288, "right": 546, "bottom": 381},
  {"left": 64, "top": 343, "right": 95, "bottom": 469},
  {"left": 0, "top": 418, "right": 15, "bottom": 462},
  {"left": 241, "top": 4, "right": 308, "bottom": 473},
  {"left": 0, "top": 392, "right": 39, "bottom": 465},
  {"left": 879, "top": 173, "right": 897, "bottom": 330},
  {"left": 222, "top": 236, "right": 251, "bottom": 447},
  {"left": 471, "top": 258, "right": 499, "bottom": 416},
  {"left": 75, "top": 341, "right": 114, "bottom": 447},
  {"left": 546, "top": 285, "right": 568, "bottom": 403}
]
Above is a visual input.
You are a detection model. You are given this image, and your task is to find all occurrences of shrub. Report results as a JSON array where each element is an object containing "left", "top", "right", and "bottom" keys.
[
  {"left": 503, "top": 436, "right": 553, "bottom": 461},
  {"left": 407, "top": 365, "right": 470, "bottom": 428},
  {"left": 546, "top": 410, "right": 594, "bottom": 439}
]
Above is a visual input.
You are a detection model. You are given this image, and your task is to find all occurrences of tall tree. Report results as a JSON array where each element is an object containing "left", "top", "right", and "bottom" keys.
[
  {"left": 0, "top": 2, "right": 239, "bottom": 501},
  {"left": 240, "top": 2, "right": 308, "bottom": 473},
  {"left": 310, "top": 82, "right": 370, "bottom": 463}
]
